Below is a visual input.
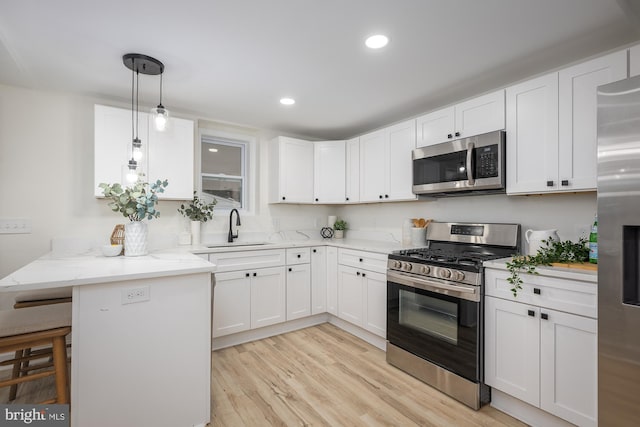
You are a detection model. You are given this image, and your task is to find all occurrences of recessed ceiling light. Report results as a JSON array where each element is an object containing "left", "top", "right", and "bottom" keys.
[
  {"left": 208, "top": 148, "right": 218, "bottom": 153},
  {"left": 280, "top": 97, "right": 296, "bottom": 105},
  {"left": 365, "top": 34, "right": 389, "bottom": 49}
]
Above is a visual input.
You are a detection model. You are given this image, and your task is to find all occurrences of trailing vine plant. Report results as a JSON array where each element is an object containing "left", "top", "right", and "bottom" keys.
[{"left": 506, "top": 237, "right": 590, "bottom": 297}]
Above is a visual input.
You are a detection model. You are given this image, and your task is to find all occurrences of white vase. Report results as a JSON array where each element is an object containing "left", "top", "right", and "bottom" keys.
[
  {"left": 191, "top": 221, "right": 201, "bottom": 245},
  {"left": 334, "top": 230, "right": 344, "bottom": 239},
  {"left": 124, "top": 221, "right": 148, "bottom": 257}
]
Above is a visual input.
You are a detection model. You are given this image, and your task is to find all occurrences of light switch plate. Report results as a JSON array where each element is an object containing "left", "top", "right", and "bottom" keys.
[{"left": 0, "top": 218, "right": 31, "bottom": 234}]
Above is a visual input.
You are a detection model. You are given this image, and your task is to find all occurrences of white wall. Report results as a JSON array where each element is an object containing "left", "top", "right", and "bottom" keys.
[{"left": 0, "top": 84, "right": 333, "bottom": 277}]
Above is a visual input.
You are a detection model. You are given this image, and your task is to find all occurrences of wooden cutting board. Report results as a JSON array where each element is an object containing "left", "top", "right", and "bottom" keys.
[{"left": 550, "top": 262, "right": 598, "bottom": 271}]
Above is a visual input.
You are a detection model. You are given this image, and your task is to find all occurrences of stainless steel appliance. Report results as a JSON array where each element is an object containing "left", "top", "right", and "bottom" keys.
[
  {"left": 412, "top": 130, "right": 506, "bottom": 196},
  {"left": 386, "top": 222, "right": 520, "bottom": 409},
  {"left": 597, "top": 74, "right": 640, "bottom": 426}
]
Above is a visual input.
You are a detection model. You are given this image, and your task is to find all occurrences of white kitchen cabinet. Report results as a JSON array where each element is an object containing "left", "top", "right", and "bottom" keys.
[
  {"left": 337, "top": 265, "right": 364, "bottom": 326},
  {"left": 314, "top": 140, "right": 346, "bottom": 203},
  {"left": 506, "top": 73, "right": 559, "bottom": 194},
  {"left": 345, "top": 137, "right": 360, "bottom": 203},
  {"left": 337, "top": 248, "right": 388, "bottom": 274},
  {"left": 557, "top": 50, "right": 626, "bottom": 192},
  {"left": 94, "top": 104, "right": 194, "bottom": 199},
  {"left": 359, "top": 119, "right": 416, "bottom": 202},
  {"left": 250, "top": 266, "right": 287, "bottom": 329},
  {"left": 416, "top": 90, "right": 504, "bottom": 147},
  {"left": 630, "top": 44, "right": 640, "bottom": 77},
  {"left": 326, "top": 246, "right": 338, "bottom": 315},
  {"left": 212, "top": 271, "right": 251, "bottom": 337},
  {"left": 286, "top": 247, "right": 311, "bottom": 265},
  {"left": 484, "top": 266, "right": 597, "bottom": 427},
  {"left": 363, "top": 271, "right": 386, "bottom": 338},
  {"left": 286, "top": 263, "right": 311, "bottom": 321},
  {"left": 269, "top": 136, "right": 314, "bottom": 203},
  {"left": 311, "top": 247, "right": 327, "bottom": 315}
]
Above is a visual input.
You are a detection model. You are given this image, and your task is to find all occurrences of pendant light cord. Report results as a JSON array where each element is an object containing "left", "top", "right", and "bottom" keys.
[
  {"left": 131, "top": 62, "right": 135, "bottom": 146},
  {"left": 159, "top": 72, "right": 163, "bottom": 106},
  {"left": 136, "top": 69, "right": 139, "bottom": 141}
]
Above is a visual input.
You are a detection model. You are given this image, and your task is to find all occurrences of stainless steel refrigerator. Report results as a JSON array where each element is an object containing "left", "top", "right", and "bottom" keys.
[{"left": 597, "top": 74, "right": 640, "bottom": 425}]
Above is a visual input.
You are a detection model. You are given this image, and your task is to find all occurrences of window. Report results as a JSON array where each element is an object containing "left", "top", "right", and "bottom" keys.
[{"left": 200, "top": 134, "right": 250, "bottom": 210}]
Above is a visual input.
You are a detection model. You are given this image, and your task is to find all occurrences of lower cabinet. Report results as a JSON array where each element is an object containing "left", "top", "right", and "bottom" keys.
[
  {"left": 337, "top": 264, "right": 386, "bottom": 338},
  {"left": 286, "top": 264, "right": 311, "bottom": 320},
  {"left": 326, "top": 247, "right": 339, "bottom": 315},
  {"left": 484, "top": 267, "right": 597, "bottom": 427},
  {"left": 337, "top": 265, "right": 364, "bottom": 325},
  {"left": 213, "top": 266, "right": 286, "bottom": 338},
  {"left": 311, "top": 247, "right": 327, "bottom": 315}
]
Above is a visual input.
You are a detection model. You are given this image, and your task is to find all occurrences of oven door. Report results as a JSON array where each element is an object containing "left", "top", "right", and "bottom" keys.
[{"left": 387, "top": 273, "right": 481, "bottom": 382}]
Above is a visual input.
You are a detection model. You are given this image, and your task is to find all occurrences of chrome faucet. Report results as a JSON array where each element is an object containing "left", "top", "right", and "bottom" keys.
[{"left": 228, "top": 209, "right": 241, "bottom": 242}]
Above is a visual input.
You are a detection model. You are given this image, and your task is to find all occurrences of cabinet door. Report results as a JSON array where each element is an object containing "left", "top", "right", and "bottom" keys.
[
  {"left": 485, "top": 296, "right": 540, "bottom": 407},
  {"left": 251, "top": 266, "right": 286, "bottom": 329},
  {"left": 540, "top": 309, "right": 597, "bottom": 427},
  {"left": 359, "top": 129, "right": 386, "bottom": 202},
  {"left": 311, "top": 247, "right": 327, "bottom": 315},
  {"left": 386, "top": 119, "right": 417, "bottom": 201},
  {"left": 416, "top": 106, "right": 455, "bottom": 147},
  {"left": 558, "top": 50, "right": 627, "bottom": 191},
  {"left": 286, "top": 264, "right": 311, "bottom": 321},
  {"left": 314, "top": 141, "right": 346, "bottom": 203},
  {"left": 212, "top": 271, "right": 251, "bottom": 337},
  {"left": 147, "top": 116, "right": 194, "bottom": 199},
  {"left": 278, "top": 137, "right": 314, "bottom": 203},
  {"left": 94, "top": 105, "right": 148, "bottom": 196},
  {"left": 631, "top": 44, "right": 640, "bottom": 78},
  {"left": 363, "top": 271, "right": 386, "bottom": 338},
  {"left": 455, "top": 90, "right": 505, "bottom": 139},
  {"left": 506, "top": 73, "right": 559, "bottom": 194},
  {"left": 326, "top": 247, "right": 339, "bottom": 315},
  {"left": 345, "top": 138, "right": 360, "bottom": 203},
  {"left": 337, "top": 265, "right": 364, "bottom": 326}
]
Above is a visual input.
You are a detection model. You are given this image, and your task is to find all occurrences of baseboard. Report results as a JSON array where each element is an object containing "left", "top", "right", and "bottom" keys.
[
  {"left": 327, "top": 316, "right": 386, "bottom": 351},
  {"left": 490, "top": 389, "right": 574, "bottom": 427}
]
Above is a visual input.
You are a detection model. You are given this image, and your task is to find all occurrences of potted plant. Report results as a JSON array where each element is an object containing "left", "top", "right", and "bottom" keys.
[
  {"left": 178, "top": 191, "right": 217, "bottom": 245},
  {"left": 99, "top": 178, "right": 168, "bottom": 256},
  {"left": 506, "top": 237, "right": 589, "bottom": 296},
  {"left": 333, "top": 219, "right": 347, "bottom": 239}
]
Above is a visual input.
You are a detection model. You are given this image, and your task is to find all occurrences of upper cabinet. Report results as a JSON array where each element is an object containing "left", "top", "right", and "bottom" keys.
[
  {"left": 94, "top": 104, "right": 194, "bottom": 199},
  {"left": 345, "top": 137, "right": 360, "bottom": 203},
  {"left": 630, "top": 44, "right": 640, "bottom": 77},
  {"left": 313, "top": 140, "right": 346, "bottom": 204},
  {"left": 359, "top": 119, "right": 417, "bottom": 202},
  {"left": 506, "top": 50, "right": 627, "bottom": 195},
  {"left": 417, "top": 90, "right": 505, "bottom": 147},
  {"left": 269, "top": 136, "right": 314, "bottom": 203}
]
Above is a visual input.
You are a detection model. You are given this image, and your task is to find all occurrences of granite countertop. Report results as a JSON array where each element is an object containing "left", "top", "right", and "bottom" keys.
[
  {"left": 484, "top": 257, "right": 598, "bottom": 283},
  {"left": 0, "top": 250, "right": 216, "bottom": 293}
]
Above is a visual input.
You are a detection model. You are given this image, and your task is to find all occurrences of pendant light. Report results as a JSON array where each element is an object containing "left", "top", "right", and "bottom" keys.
[
  {"left": 151, "top": 72, "right": 170, "bottom": 132},
  {"left": 122, "top": 53, "right": 166, "bottom": 182}
]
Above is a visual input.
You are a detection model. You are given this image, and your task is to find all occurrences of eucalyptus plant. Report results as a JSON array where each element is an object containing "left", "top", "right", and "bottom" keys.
[
  {"left": 99, "top": 178, "right": 169, "bottom": 221},
  {"left": 178, "top": 191, "right": 217, "bottom": 222},
  {"left": 506, "top": 237, "right": 589, "bottom": 296},
  {"left": 333, "top": 219, "right": 348, "bottom": 230}
]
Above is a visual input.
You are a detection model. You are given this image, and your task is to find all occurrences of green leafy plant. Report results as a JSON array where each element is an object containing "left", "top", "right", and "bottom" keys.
[
  {"left": 99, "top": 178, "right": 169, "bottom": 221},
  {"left": 506, "top": 237, "right": 589, "bottom": 296},
  {"left": 333, "top": 219, "right": 347, "bottom": 231},
  {"left": 177, "top": 191, "right": 217, "bottom": 222}
]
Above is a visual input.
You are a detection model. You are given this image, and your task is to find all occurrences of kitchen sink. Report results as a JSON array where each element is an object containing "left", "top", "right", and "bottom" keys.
[{"left": 206, "top": 242, "right": 270, "bottom": 248}]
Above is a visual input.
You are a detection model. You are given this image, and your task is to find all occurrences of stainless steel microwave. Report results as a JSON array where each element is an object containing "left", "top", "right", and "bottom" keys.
[{"left": 412, "top": 130, "right": 506, "bottom": 196}]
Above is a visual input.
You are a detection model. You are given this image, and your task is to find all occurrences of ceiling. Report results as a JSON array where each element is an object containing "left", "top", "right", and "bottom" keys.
[{"left": 0, "top": 0, "right": 639, "bottom": 140}]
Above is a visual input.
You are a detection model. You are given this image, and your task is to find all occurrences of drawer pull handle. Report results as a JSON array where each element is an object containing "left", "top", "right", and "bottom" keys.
[
  {"left": 447, "top": 133, "right": 453, "bottom": 139},
  {"left": 533, "top": 288, "right": 541, "bottom": 295},
  {"left": 362, "top": 273, "right": 366, "bottom": 277},
  {"left": 454, "top": 132, "right": 460, "bottom": 137},
  {"left": 288, "top": 268, "right": 292, "bottom": 272},
  {"left": 359, "top": 258, "right": 363, "bottom": 262},
  {"left": 546, "top": 180, "right": 554, "bottom": 187},
  {"left": 528, "top": 310, "right": 535, "bottom": 317},
  {"left": 297, "top": 254, "right": 301, "bottom": 258},
  {"left": 541, "top": 313, "right": 549, "bottom": 320},
  {"left": 313, "top": 249, "right": 317, "bottom": 253},
  {"left": 561, "top": 180, "right": 569, "bottom": 186},
  {"left": 357, "top": 271, "right": 361, "bottom": 276},
  {"left": 253, "top": 272, "right": 257, "bottom": 277},
  {"left": 245, "top": 273, "right": 250, "bottom": 278}
]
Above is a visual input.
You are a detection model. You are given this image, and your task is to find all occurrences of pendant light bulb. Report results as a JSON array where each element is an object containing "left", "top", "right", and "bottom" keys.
[
  {"left": 132, "top": 138, "right": 143, "bottom": 161},
  {"left": 126, "top": 159, "right": 138, "bottom": 183},
  {"left": 152, "top": 104, "right": 169, "bottom": 131}
]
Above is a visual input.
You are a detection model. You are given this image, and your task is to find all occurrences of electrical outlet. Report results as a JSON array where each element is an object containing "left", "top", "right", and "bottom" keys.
[
  {"left": 121, "top": 286, "right": 150, "bottom": 305},
  {"left": 0, "top": 218, "right": 31, "bottom": 234}
]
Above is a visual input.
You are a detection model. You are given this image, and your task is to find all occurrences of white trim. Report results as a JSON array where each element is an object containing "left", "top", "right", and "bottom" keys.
[{"left": 490, "top": 389, "right": 574, "bottom": 427}]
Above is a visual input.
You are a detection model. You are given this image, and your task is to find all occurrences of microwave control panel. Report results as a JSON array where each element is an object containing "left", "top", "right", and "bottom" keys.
[{"left": 474, "top": 145, "right": 499, "bottom": 178}]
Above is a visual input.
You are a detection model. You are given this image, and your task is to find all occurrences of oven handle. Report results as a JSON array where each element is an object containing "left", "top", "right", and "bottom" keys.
[
  {"left": 387, "top": 270, "right": 480, "bottom": 302},
  {"left": 466, "top": 141, "right": 475, "bottom": 185}
]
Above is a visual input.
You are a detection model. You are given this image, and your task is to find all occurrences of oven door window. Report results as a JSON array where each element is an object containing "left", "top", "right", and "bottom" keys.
[
  {"left": 388, "top": 281, "right": 480, "bottom": 382},
  {"left": 413, "top": 150, "right": 468, "bottom": 185}
]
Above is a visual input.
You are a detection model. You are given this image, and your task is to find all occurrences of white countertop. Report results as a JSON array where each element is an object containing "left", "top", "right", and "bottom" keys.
[
  {"left": 484, "top": 257, "right": 598, "bottom": 283},
  {"left": 0, "top": 250, "right": 216, "bottom": 293}
]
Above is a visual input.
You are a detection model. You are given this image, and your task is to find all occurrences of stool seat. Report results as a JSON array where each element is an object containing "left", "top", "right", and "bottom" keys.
[{"left": 0, "top": 303, "right": 71, "bottom": 337}]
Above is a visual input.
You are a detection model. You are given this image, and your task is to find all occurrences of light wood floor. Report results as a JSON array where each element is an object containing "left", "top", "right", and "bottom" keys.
[{"left": 211, "top": 323, "right": 526, "bottom": 426}]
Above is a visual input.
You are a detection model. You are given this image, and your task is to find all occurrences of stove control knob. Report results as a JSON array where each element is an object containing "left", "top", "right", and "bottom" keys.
[
  {"left": 439, "top": 268, "right": 452, "bottom": 279},
  {"left": 393, "top": 260, "right": 402, "bottom": 269},
  {"left": 420, "top": 265, "right": 431, "bottom": 275},
  {"left": 403, "top": 262, "right": 413, "bottom": 271},
  {"left": 453, "top": 271, "right": 465, "bottom": 281}
]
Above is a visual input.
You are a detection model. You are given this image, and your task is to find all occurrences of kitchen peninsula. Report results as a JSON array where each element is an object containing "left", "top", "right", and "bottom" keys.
[{"left": 0, "top": 250, "right": 216, "bottom": 427}]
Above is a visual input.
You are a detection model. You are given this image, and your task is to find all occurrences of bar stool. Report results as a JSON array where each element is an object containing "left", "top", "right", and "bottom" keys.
[{"left": 0, "top": 303, "right": 72, "bottom": 404}]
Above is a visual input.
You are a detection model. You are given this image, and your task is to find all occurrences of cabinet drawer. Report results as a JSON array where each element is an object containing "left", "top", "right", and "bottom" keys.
[
  {"left": 286, "top": 247, "right": 311, "bottom": 265},
  {"left": 338, "top": 248, "right": 388, "bottom": 273},
  {"left": 485, "top": 268, "right": 597, "bottom": 318},
  {"left": 209, "top": 249, "right": 286, "bottom": 273}
]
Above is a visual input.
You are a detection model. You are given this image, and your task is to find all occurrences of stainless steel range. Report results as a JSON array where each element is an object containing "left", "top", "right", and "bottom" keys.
[{"left": 386, "top": 222, "right": 521, "bottom": 409}]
